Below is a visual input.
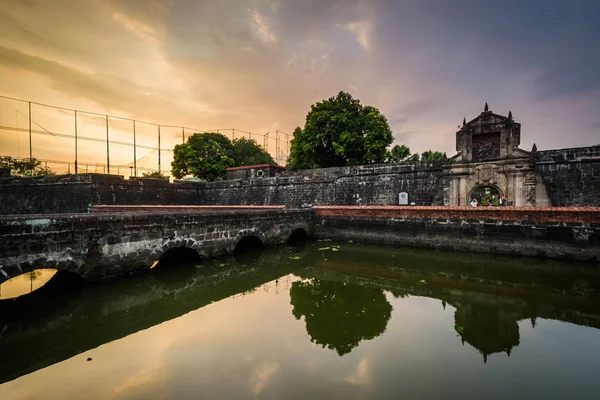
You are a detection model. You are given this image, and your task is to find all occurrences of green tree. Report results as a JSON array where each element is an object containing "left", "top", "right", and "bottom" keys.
[
  {"left": 232, "top": 137, "right": 275, "bottom": 166},
  {"left": 288, "top": 92, "right": 393, "bottom": 168},
  {"left": 407, "top": 153, "right": 420, "bottom": 161},
  {"left": 420, "top": 150, "right": 444, "bottom": 161},
  {"left": 290, "top": 279, "right": 393, "bottom": 356},
  {"left": 0, "top": 156, "right": 54, "bottom": 176},
  {"left": 171, "top": 133, "right": 235, "bottom": 180},
  {"left": 387, "top": 144, "right": 411, "bottom": 162},
  {"left": 142, "top": 171, "right": 169, "bottom": 180}
]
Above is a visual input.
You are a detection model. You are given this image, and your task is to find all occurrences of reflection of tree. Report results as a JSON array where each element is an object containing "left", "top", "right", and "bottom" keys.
[
  {"left": 24, "top": 270, "right": 43, "bottom": 281},
  {"left": 290, "top": 279, "right": 392, "bottom": 356},
  {"left": 453, "top": 303, "right": 520, "bottom": 363}
]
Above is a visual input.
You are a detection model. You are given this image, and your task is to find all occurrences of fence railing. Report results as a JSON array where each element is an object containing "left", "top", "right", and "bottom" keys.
[{"left": 0, "top": 95, "right": 291, "bottom": 177}]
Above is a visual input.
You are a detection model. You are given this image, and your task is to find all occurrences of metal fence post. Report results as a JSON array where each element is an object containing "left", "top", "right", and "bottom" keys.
[
  {"left": 74, "top": 110, "right": 78, "bottom": 173},
  {"left": 28, "top": 101, "right": 32, "bottom": 162},
  {"left": 133, "top": 120, "right": 137, "bottom": 177},
  {"left": 106, "top": 115, "right": 110, "bottom": 174},
  {"left": 158, "top": 125, "right": 161, "bottom": 174}
]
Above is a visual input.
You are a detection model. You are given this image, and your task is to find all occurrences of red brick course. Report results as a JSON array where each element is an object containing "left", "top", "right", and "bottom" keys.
[{"left": 313, "top": 206, "right": 600, "bottom": 224}]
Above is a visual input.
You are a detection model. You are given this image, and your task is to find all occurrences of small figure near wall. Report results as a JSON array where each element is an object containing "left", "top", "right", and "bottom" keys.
[
  {"left": 470, "top": 198, "right": 478, "bottom": 207},
  {"left": 499, "top": 195, "right": 505, "bottom": 206}
]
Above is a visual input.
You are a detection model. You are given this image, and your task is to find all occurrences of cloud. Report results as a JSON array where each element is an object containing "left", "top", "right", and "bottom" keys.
[
  {"left": 111, "top": 11, "right": 162, "bottom": 45},
  {"left": 341, "top": 20, "right": 372, "bottom": 50},
  {"left": 0, "top": 45, "right": 204, "bottom": 122},
  {"left": 1, "top": 0, "right": 600, "bottom": 165},
  {"left": 249, "top": 9, "right": 278, "bottom": 44}
]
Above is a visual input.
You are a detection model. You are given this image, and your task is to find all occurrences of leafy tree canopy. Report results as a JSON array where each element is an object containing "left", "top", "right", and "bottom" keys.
[
  {"left": 420, "top": 150, "right": 445, "bottom": 161},
  {"left": 290, "top": 279, "right": 393, "bottom": 356},
  {"left": 0, "top": 156, "right": 54, "bottom": 176},
  {"left": 142, "top": 171, "right": 169, "bottom": 180},
  {"left": 171, "top": 132, "right": 275, "bottom": 180},
  {"left": 387, "top": 144, "right": 411, "bottom": 162},
  {"left": 232, "top": 137, "right": 275, "bottom": 166},
  {"left": 171, "top": 133, "right": 236, "bottom": 180},
  {"left": 288, "top": 91, "right": 394, "bottom": 168}
]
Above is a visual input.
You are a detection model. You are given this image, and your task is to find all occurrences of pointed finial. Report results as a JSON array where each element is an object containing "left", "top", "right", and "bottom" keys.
[
  {"left": 508, "top": 110, "right": 513, "bottom": 120},
  {"left": 462, "top": 117, "right": 466, "bottom": 126},
  {"left": 532, "top": 143, "right": 537, "bottom": 153},
  {"left": 443, "top": 152, "right": 447, "bottom": 159},
  {"left": 484, "top": 102, "right": 489, "bottom": 112}
]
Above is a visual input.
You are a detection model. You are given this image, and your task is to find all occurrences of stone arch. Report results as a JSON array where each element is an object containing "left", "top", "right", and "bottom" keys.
[
  {"left": 231, "top": 229, "right": 266, "bottom": 253},
  {"left": 287, "top": 225, "right": 310, "bottom": 244},
  {"left": 144, "top": 237, "right": 202, "bottom": 268},
  {"left": 469, "top": 185, "right": 503, "bottom": 206},
  {"left": 0, "top": 255, "right": 81, "bottom": 285}
]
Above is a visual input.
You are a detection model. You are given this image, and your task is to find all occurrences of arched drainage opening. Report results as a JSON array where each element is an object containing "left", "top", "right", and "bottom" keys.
[
  {"left": 234, "top": 236, "right": 264, "bottom": 264},
  {"left": 154, "top": 247, "right": 202, "bottom": 268},
  {"left": 152, "top": 247, "right": 203, "bottom": 282},
  {"left": 288, "top": 228, "right": 309, "bottom": 252},
  {"left": 234, "top": 236, "right": 264, "bottom": 253}
]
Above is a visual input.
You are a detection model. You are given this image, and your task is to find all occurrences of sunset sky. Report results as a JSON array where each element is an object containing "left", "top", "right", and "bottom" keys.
[{"left": 1, "top": 0, "right": 599, "bottom": 173}]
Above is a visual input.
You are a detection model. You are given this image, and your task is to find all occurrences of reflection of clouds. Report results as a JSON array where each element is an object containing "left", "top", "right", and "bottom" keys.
[
  {"left": 112, "top": 367, "right": 168, "bottom": 399},
  {"left": 344, "top": 357, "right": 371, "bottom": 385},
  {"left": 251, "top": 361, "right": 280, "bottom": 396}
]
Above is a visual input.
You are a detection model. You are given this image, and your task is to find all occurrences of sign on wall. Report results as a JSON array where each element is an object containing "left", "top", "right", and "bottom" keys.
[{"left": 399, "top": 192, "right": 409, "bottom": 205}]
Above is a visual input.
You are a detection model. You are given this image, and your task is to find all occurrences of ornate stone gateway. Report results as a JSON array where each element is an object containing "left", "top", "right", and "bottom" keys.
[{"left": 443, "top": 103, "right": 550, "bottom": 207}]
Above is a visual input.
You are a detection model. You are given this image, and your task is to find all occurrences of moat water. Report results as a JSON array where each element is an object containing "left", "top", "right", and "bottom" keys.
[{"left": 1, "top": 241, "right": 600, "bottom": 399}]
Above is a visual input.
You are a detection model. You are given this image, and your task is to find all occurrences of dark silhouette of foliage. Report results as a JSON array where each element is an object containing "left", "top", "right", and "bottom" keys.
[
  {"left": 0, "top": 156, "right": 54, "bottom": 176},
  {"left": 171, "top": 133, "right": 274, "bottom": 180},
  {"left": 141, "top": 171, "right": 168, "bottom": 179},
  {"left": 290, "top": 279, "right": 393, "bottom": 356},
  {"left": 232, "top": 137, "right": 275, "bottom": 166}
]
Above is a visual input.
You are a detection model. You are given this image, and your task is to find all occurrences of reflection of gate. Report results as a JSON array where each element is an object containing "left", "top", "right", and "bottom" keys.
[{"left": 469, "top": 186, "right": 501, "bottom": 206}]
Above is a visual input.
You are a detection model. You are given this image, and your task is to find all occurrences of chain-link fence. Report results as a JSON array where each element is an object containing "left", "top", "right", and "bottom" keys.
[{"left": 0, "top": 95, "right": 291, "bottom": 177}]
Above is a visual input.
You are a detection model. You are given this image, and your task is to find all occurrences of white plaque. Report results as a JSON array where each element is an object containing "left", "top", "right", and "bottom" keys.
[{"left": 399, "top": 192, "right": 409, "bottom": 205}]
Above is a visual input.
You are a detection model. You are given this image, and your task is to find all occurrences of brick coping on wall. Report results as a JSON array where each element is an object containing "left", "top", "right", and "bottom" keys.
[{"left": 313, "top": 206, "right": 600, "bottom": 223}]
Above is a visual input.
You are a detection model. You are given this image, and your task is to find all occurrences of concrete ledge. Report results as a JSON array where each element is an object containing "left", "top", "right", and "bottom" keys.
[{"left": 90, "top": 205, "right": 287, "bottom": 213}]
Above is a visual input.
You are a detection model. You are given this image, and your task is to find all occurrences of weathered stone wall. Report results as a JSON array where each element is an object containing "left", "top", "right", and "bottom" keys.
[
  {"left": 0, "top": 209, "right": 313, "bottom": 283},
  {"left": 0, "top": 174, "right": 205, "bottom": 214},
  {"left": 536, "top": 146, "right": 600, "bottom": 207},
  {"left": 1, "top": 150, "right": 599, "bottom": 214},
  {"left": 0, "top": 162, "right": 444, "bottom": 214},
  {"left": 313, "top": 206, "right": 600, "bottom": 262}
]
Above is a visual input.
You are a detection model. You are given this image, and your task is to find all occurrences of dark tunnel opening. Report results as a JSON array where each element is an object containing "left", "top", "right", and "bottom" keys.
[
  {"left": 288, "top": 228, "right": 309, "bottom": 252},
  {"left": 233, "top": 236, "right": 265, "bottom": 264},
  {"left": 155, "top": 247, "right": 202, "bottom": 268}
]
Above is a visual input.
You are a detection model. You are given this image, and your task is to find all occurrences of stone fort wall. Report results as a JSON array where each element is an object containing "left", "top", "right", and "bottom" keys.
[
  {"left": 0, "top": 162, "right": 444, "bottom": 214},
  {"left": 1, "top": 149, "right": 599, "bottom": 215},
  {"left": 535, "top": 146, "right": 600, "bottom": 207}
]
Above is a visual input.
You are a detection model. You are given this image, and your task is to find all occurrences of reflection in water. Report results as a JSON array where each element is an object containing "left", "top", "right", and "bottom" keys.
[
  {"left": 1, "top": 243, "right": 600, "bottom": 399},
  {"left": 0, "top": 269, "right": 58, "bottom": 300},
  {"left": 290, "top": 279, "right": 392, "bottom": 356},
  {"left": 454, "top": 303, "right": 520, "bottom": 363}
]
